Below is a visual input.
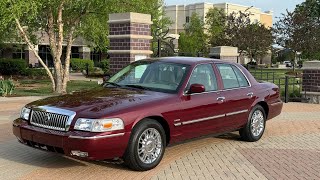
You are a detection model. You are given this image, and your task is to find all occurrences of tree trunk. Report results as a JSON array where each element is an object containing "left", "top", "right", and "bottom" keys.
[
  {"left": 14, "top": 18, "right": 56, "bottom": 92},
  {"left": 47, "top": 2, "right": 66, "bottom": 94}
]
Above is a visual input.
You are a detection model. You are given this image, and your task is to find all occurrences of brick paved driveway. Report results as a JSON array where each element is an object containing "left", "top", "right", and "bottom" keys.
[{"left": 0, "top": 97, "right": 319, "bottom": 180}]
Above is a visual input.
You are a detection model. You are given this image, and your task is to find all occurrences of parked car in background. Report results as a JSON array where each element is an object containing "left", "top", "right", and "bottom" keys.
[
  {"left": 13, "top": 57, "right": 283, "bottom": 171},
  {"left": 283, "top": 61, "right": 293, "bottom": 67}
]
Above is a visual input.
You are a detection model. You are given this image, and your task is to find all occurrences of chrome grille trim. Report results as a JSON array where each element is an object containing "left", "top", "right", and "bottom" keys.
[{"left": 30, "top": 106, "right": 76, "bottom": 131}]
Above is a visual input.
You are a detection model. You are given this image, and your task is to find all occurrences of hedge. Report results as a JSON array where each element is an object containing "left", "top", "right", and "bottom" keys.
[
  {"left": 70, "top": 58, "right": 94, "bottom": 71},
  {"left": 25, "top": 68, "right": 48, "bottom": 77},
  {"left": 0, "top": 58, "right": 27, "bottom": 75},
  {"left": 98, "top": 60, "right": 110, "bottom": 74}
]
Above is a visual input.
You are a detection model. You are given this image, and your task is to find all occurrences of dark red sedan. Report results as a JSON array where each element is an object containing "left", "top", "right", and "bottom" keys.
[{"left": 13, "top": 57, "right": 283, "bottom": 171}]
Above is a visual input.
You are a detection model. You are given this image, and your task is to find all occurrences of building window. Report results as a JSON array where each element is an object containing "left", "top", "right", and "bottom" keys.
[
  {"left": 38, "top": 45, "right": 53, "bottom": 67},
  {"left": 12, "top": 45, "right": 25, "bottom": 59},
  {"left": 186, "top": 16, "right": 190, "bottom": 23},
  {"left": 71, "top": 46, "right": 80, "bottom": 58}
]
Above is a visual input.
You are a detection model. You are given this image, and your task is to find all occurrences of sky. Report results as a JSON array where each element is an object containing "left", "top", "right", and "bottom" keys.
[{"left": 164, "top": 0, "right": 305, "bottom": 22}]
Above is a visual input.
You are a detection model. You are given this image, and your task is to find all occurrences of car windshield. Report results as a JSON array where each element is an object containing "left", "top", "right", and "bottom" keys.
[{"left": 107, "top": 60, "right": 190, "bottom": 93}]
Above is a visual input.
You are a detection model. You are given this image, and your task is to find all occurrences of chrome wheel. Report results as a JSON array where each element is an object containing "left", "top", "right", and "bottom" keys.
[
  {"left": 250, "top": 110, "right": 265, "bottom": 137},
  {"left": 137, "top": 128, "right": 162, "bottom": 164}
]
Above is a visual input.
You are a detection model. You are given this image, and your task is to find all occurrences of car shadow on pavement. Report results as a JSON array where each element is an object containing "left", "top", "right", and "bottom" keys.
[
  {"left": 216, "top": 132, "right": 243, "bottom": 141},
  {"left": 0, "top": 140, "right": 133, "bottom": 170},
  {"left": 0, "top": 140, "right": 88, "bottom": 168},
  {"left": 168, "top": 131, "right": 242, "bottom": 148}
]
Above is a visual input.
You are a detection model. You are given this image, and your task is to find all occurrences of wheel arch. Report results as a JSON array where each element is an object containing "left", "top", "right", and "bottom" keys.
[
  {"left": 256, "top": 101, "right": 269, "bottom": 119},
  {"left": 131, "top": 116, "right": 171, "bottom": 146}
]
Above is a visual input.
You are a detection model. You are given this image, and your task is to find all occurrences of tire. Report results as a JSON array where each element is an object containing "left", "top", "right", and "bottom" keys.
[
  {"left": 239, "top": 105, "right": 266, "bottom": 142},
  {"left": 123, "top": 119, "right": 166, "bottom": 171}
]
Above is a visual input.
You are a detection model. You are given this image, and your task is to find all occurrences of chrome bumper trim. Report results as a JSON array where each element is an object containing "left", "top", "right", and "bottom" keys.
[{"left": 68, "top": 133, "right": 125, "bottom": 139}]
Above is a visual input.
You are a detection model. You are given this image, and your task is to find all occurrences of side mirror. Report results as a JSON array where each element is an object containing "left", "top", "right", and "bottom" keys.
[{"left": 189, "top": 84, "right": 205, "bottom": 94}]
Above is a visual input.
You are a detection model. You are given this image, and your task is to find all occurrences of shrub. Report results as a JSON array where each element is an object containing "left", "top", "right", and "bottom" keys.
[
  {"left": 0, "top": 80, "right": 15, "bottom": 97},
  {"left": 0, "top": 58, "right": 27, "bottom": 75},
  {"left": 25, "top": 68, "right": 48, "bottom": 77},
  {"left": 98, "top": 60, "right": 110, "bottom": 74},
  {"left": 70, "top": 58, "right": 94, "bottom": 71}
]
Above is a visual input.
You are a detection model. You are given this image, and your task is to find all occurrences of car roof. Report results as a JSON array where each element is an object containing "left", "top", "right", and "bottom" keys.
[{"left": 145, "top": 57, "right": 227, "bottom": 65}]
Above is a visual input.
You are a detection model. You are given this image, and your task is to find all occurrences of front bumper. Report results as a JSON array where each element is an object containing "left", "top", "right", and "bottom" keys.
[{"left": 12, "top": 118, "right": 130, "bottom": 160}]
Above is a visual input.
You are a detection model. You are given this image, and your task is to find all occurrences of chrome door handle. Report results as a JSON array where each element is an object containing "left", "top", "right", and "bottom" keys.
[
  {"left": 217, "top": 97, "right": 225, "bottom": 102},
  {"left": 247, "top": 92, "right": 254, "bottom": 98}
]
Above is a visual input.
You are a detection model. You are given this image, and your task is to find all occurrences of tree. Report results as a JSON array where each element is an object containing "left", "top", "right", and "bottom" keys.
[
  {"left": 223, "top": 11, "right": 273, "bottom": 63},
  {"left": 294, "top": 0, "right": 320, "bottom": 59},
  {"left": 205, "top": 8, "right": 226, "bottom": 47},
  {"left": 178, "top": 13, "right": 207, "bottom": 56},
  {"left": 0, "top": 0, "right": 165, "bottom": 94},
  {"left": 151, "top": 1, "right": 174, "bottom": 57},
  {"left": 274, "top": 0, "right": 320, "bottom": 61}
]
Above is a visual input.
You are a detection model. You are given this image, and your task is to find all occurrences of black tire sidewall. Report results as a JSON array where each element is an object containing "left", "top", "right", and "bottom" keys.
[{"left": 129, "top": 120, "right": 166, "bottom": 170}]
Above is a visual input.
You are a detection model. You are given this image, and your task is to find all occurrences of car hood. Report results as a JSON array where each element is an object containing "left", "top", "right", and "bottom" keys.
[{"left": 27, "top": 87, "right": 172, "bottom": 118}]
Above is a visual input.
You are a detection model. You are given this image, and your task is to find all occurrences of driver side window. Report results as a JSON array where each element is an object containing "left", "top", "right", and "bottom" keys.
[{"left": 189, "top": 64, "right": 218, "bottom": 92}]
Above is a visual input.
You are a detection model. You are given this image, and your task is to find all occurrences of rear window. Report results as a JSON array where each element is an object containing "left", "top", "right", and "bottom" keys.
[{"left": 217, "top": 64, "right": 249, "bottom": 89}]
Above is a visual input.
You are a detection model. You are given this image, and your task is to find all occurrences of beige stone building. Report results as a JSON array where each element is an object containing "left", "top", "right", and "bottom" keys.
[
  {"left": 164, "top": 2, "right": 273, "bottom": 64},
  {"left": 165, "top": 2, "right": 273, "bottom": 34}
]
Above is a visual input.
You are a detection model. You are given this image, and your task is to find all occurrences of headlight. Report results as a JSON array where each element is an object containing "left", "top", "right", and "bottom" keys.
[
  {"left": 20, "top": 107, "right": 31, "bottom": 120},
  {"left": 74, "top": 118, "right": 124, "bottom": 132}
]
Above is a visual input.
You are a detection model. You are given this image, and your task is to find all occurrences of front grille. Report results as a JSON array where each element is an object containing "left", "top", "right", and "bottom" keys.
[{"left": 30, "top": 110, "right": 70, "bottom": 131}]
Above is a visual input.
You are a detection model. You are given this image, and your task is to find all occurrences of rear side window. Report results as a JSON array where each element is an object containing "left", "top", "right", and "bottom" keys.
[
  {"left": 231, "top": 66, "right": 250, "bottom": 87},
  {"left": 217, "top": 64, "right": 250, "bottom": 89},
  {"left": 217, "top": 64, "right": 239, "bottom": 89}
]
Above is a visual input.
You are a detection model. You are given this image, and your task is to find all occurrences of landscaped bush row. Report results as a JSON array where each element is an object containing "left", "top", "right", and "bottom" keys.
[
  {"left": 0, "top": 58, "right": 110, "bottom": 77},
  {"left": 0, "top": 58, "right": 27, "bottom": 75},
  {"left": 70, "top": 58, "right": 94, "bottom": 71},
  {"left": 25, "top": 68, "right": 48, "bottom": 77}
]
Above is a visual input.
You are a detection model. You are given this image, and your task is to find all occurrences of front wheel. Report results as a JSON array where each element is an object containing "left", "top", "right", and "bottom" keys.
[
  {"left": 123, "top": 119, "right": 166, "bottom": 171},
  {"left": 240, "top": 105, "right": 266, "bottom": 142}
]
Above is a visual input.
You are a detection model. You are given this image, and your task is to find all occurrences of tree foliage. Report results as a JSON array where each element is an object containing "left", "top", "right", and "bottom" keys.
[
  {"left": 178, "top": 13, "right": 207, "bottom": 56},
  {"left": 223, "top": 11, "right": 273, "bottom": 62},
  {"left": 205, "top": 8, "right": 226, "bottom": 47},
  {"left": 274, "top": 0, "right": 320, "bottom": 60},
  {"left": 0, "top": 0, "right": 168, "bottom": 94}
]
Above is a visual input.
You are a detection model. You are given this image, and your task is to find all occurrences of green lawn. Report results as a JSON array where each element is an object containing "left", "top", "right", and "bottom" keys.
[
  {"left": 248, "top": 68, "right": 303, "bottom": 98},
  {"left": 249, "top": 68, "right": 302, "bottom": 82},
  {"left": 13, "top": 79, "right": 100, "bottom": 96}
]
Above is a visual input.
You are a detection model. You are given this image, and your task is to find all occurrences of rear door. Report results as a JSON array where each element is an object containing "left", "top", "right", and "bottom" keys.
[{"left": 216, "top": 64, "right": 256, "bottom": 131}]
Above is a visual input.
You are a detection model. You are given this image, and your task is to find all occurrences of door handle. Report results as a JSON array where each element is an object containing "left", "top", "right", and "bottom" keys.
[
  {"left": 217, "top": 97, "right": 225, "bottom": 102},
  {"left": 247, "top": 92, "right": 254, "bottom": 98}
]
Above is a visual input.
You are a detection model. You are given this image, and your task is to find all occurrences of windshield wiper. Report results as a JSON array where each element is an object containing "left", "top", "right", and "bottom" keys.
[
  {"left": 104, "top": 82, "right": 122, "bottom": 87},
  {"left": 125, "top": 84, "right": 151, "bottom": 90}
]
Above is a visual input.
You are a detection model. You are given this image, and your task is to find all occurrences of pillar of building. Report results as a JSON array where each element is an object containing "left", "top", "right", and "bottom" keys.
[
  {"left": 209, "top": 46, "right": 239, "bottom": 63},
  {"left": 79, "top": 46, "right": 91, "bottom": 60},
  {"left": 108, "top": 12, "right": 153, "bottom": 74},
  {"left": 302, "top": 61, "right": 320, "bottom": 104},
  {"left": 25, "top": 45, "right": 39, "bottom": 67}
]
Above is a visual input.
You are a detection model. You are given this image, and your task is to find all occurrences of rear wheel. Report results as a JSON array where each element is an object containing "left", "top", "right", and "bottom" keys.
[
  {"left": 123, "top": 119, "right": 166, "bottom": 171},
  {"left": 240, "top": 105, "right": 266, "bottom": 142}
]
